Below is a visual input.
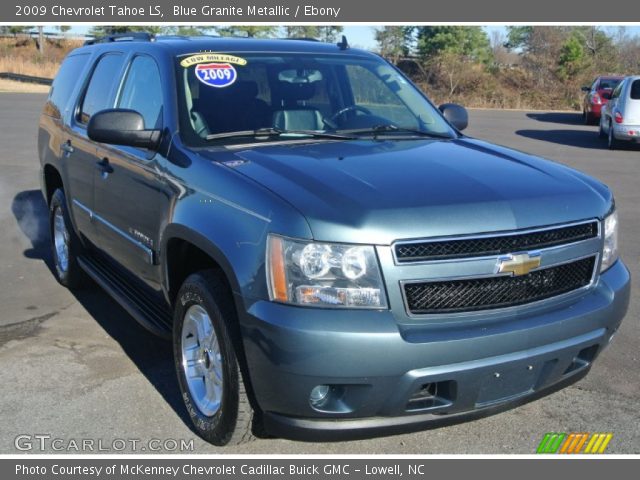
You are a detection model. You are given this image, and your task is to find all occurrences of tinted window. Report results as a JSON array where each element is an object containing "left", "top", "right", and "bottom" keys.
[
  {"left": 599, "top": 78, "right": 621, "bottom": 90},
  {"left": 630, "top": 80, "right": 640, "bottom": 100},
  {"left": 612, "top": 81, "right": 623, "bottom": 99},
  {"left": 45, "top": 54, "right": 89, "bottom": 118},
  {"left": 177, "top": 53, "right": 454, "bottom": 146},
  {"left": 346, "top": 65, "right": 416, "bottom": 127},
  {"left": 117, "top": 56, "right": 163, "bottom": 129},
  {"left": 79, "top": 54, "right": 125, "bottom": 124}
]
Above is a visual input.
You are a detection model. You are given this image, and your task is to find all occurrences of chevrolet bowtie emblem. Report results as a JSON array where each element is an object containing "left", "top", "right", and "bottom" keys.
[{"left": 497, "top": 252, "right": 542, "bottom": 276}]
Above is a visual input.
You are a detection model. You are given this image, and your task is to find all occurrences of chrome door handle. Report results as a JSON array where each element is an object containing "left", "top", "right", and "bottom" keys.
[
  {"left": 60, "top": 141, "right": 74, "bottom": 157},
  {"left": 96, "top": 157, "right": 114, "bottom": 174}
]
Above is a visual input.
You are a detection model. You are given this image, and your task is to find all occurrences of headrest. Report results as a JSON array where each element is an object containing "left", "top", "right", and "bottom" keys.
[
  {"left": 276, "top": 81, "right": 316, "bottom": 103},
  {"left": 233, "top": 81, "right": 259, "bottom": 98}
]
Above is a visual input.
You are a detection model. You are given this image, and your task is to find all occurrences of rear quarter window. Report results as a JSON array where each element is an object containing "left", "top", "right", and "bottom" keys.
[
  {"left": 44, "top": 54, "right": 90, "bottom": 119},
  {"left": 630, "top": 80, "right": 640, "bottom": 100}
]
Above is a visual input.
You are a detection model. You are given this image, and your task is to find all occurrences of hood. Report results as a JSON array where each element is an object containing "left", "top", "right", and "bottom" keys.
[{"left": 203, "top": 138, "right": 611, "bottom": 244}]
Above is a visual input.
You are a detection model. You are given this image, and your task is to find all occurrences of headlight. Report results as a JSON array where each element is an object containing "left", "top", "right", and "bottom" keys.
[
  {"left": 601, "top": 209, "right": 619, "bottom": 272},
  {"left": 266, "top": 235, "right": 388, "bottom": 308}
]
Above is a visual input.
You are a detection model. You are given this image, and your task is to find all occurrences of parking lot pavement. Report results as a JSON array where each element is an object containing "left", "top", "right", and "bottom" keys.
[{"left": 0, "top": 95, "right": 637, "bottom": 454}]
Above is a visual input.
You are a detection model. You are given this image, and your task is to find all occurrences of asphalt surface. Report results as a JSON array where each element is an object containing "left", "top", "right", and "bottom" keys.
[{"left": 0, "top": 94, "right": 638, "bottom": 454}]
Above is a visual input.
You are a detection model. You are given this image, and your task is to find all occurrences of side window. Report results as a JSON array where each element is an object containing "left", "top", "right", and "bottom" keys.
[
  {"left": 45, "top": 54, "right": 90, "bottom": 119},
  {"left": 345, "top": 64, "right": 416, "bottom": 127},
  {"left": 612, "top": 82, "right": 623, "bottom": 99},
  {"left": 117, "top": 56, "right": 163, "bottom": 129},
  {"left": 78, "top": 54, "right": 125, "bottom": 124},
  {"left": 631, "top": 80, "right": 640, "bottom": 100}
]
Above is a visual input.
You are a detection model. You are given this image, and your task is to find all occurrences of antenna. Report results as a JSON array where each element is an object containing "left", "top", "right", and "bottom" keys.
[{"left": 337, "top": 35, "right": 349, "bottom": 50}]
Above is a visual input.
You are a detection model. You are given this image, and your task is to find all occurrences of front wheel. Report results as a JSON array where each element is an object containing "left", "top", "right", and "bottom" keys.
[
  {"left": 608, "top": 121, "right": 620, "bottom": 150},
  {"left": 173, "top": 271, "right": 255, "bottom": 446},
  {"left": 598, "top": 118, "right": 606, "bottom": 138},
  {"left": 49, "top": 188, "right": 86, "bottom": 289}
]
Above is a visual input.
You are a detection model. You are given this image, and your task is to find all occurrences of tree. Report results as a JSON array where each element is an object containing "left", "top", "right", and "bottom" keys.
[
  {"left": 558, "top": 36, "right": 585, "bottom": 80},
  {"left": 416, "top": 26, "right": 491, "bottom": 63},
  {"left": 166, "top": 26, "right": 212, "bottom": 36},
  {"left": 284, "top": 26, "right": 320, "bottom": 40},
  {"left": 37, "top": 26, "right": 44, "bottom": 54},
  {"left": 375, "top": 26, "right": 413, "bottom": 63},
  {"left": 88, "top": 26, "right": 165, "bottom": 37},
  {"left": 57, "top": 26, "right": 72, "bottom": 34},
  {"left": 504, "top": 27, "right": 570, "bottom": 88},
  {"left": 490, "top": 29, "right": 510, "bottom": 66},
  {"left": 7, "top": 26, "right": 32, "bottom": 35},
  {"left": 505, "top": 26, "right": 533, "bottom": 50},
  {"left": 215, "top": 26, "right": 278, "bottom": 38},
  {"left": 317, "top": 26, "right": 344, "bottom": 43}
]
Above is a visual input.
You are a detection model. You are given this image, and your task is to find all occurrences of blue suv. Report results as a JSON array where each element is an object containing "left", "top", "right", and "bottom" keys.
[{"left": 38, "top": 33, "right": 630, "bottom": 445}]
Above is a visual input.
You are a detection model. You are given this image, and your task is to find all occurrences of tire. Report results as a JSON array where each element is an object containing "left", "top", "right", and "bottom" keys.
[
  {"left": 598, "top": 119, "right": 606, "bottom": 138},
  {"left": 608, "top": 121, "right": 620, "bottom": 150},
  {"left": 49, "top": 188, "right": 86, "bottom": 289},
  {"left": 173, "top": 271, "right": 254, "bottom": 446}
]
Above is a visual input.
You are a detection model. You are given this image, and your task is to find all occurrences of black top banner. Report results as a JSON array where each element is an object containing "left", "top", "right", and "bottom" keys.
[{"left": 4, "top": 0, "right": 638, "bottom": 23}]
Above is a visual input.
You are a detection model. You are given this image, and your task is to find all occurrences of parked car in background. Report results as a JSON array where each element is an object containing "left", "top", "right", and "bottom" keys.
[
  {"left": 599, "top": 75, "right": 640, "bottom": 149},
  {"left": 582, "top": 76, "right": 623, "bottom": 125}
]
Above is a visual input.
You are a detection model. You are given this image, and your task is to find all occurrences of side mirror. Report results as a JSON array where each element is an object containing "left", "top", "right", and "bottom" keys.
[
  {"left": 601, "top": 91, "right": 612, "bottom": 100},
  {"left": 87, "top": 109, "right": 161, "bottom": 149},
  {"left": 581, "top": 86, "right": 591, "bottom": 92},
  {"left": 439, "top": 103, "right": 468, "bottom": 131}
]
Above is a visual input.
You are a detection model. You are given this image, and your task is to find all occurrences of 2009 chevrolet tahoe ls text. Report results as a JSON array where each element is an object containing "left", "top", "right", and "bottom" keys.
[{"left": 38, "top": 33, "right": 630, "bottom": 446}]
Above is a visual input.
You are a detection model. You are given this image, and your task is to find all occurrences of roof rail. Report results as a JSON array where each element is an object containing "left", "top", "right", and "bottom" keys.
[
  {"left": 84, "top": 32, "right": 155, "bottom": 46},
  {"left": 280, "top": 37, "right": 320, "bottom": 42}
]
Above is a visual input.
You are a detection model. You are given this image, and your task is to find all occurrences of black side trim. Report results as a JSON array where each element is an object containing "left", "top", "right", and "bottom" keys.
[{"left": 78, "top": 255, "right": 172, "bottom": 338}]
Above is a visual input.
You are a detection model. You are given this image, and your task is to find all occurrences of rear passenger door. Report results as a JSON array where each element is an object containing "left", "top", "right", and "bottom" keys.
[
  {"left": 65, "top": 53, "right": 126, "bottom": 247},
  {"left": 91, "top": 54, "right": 169, "bottom": 292}
]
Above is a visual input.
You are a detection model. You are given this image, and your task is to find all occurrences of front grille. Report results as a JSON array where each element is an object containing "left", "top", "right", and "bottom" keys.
[
  {"left": 395, "top": 221, "right": 598, "bottom": 262},
  {"left": 404, "top": 256, "right": 596, "bottom": 314}
]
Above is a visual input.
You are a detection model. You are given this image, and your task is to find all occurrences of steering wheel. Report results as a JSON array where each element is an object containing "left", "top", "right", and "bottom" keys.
[{"left": 326, "top": 105, "right": 373, "bottom": 127}]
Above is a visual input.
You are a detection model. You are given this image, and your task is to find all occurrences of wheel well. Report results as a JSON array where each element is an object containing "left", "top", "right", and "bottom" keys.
[
  {"left": 165, "top": 238, "right": 263, "bottom": 417},
  {"left": 43, "top": 164, "right": 63, "bottom": 205},
  {"left": 165, "top": 238, "right": 230, "bottom": 305}
]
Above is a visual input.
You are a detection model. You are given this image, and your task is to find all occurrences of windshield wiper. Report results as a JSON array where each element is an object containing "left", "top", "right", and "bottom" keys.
[
  {"left": 205, "top": 127, "right": 355, "bottom": 141},
  {"left": 340, "top": 124, "right": 454, "bottom": 140}
]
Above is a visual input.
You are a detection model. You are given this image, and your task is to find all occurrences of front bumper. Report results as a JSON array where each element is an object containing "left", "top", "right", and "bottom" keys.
[{"left": 239, "top": 260, "right": 630, "bottom": 441}]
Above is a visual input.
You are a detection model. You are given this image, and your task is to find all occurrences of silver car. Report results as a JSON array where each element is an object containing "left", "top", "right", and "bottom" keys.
[{"left": 600, "top": 75, "right": 640, "bottom": 149}]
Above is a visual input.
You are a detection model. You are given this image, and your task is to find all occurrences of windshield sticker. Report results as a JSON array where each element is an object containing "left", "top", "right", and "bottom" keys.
[
  {"left": 195, "top": 63, "right": 238, "bottom": 88},
  {"left": 180, "top": 53, "right": 247, "bottom": 68}
]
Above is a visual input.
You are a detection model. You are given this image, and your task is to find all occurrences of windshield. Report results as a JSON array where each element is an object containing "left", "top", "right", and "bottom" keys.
[
  {"left": 175, "top": 52, "right": 456, "bottom": 145},
  {"left": 599, "top": 78, "right": 622, "bottom": 90}
]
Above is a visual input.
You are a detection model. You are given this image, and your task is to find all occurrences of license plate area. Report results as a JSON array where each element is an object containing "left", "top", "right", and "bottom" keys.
[{"left": 475, "top": 362, "right": 539, "bottom": 407}]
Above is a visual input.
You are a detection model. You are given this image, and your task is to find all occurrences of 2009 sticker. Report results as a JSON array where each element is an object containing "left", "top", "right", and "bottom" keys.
[{"left": 195, "top": 63, "right": 237, "bottom": 88}]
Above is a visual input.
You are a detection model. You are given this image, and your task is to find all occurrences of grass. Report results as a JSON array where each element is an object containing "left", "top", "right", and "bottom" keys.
[{"left": 0, "top": 37, "right": 82, "bottom": 79}]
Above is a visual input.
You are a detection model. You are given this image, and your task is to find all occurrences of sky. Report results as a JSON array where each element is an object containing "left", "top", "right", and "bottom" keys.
[{"left": 65, "top": 25, "right": 640, "bottom": 51}]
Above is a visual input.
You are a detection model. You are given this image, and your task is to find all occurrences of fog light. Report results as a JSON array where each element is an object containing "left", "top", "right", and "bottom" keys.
[{"left": 309, "top": 385, "right": 330, "bottom": 406}]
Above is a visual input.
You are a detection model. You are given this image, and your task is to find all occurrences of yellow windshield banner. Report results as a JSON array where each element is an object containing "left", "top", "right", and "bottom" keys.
[{"left": 180, "top": 53, "right": 247, "bottom": 68}]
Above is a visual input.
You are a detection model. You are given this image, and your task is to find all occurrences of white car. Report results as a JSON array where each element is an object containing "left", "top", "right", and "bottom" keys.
[{"left": 599, "top": 75, "right": 640, "bottom": 149}]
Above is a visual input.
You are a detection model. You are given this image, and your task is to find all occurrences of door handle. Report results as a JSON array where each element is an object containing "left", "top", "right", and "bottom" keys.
[
  {"left": 96, "top": 157, "right": 114, "bottom": 174},
  {"left": 60, "top": 140, "right": 74, "bottom": 157}
]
